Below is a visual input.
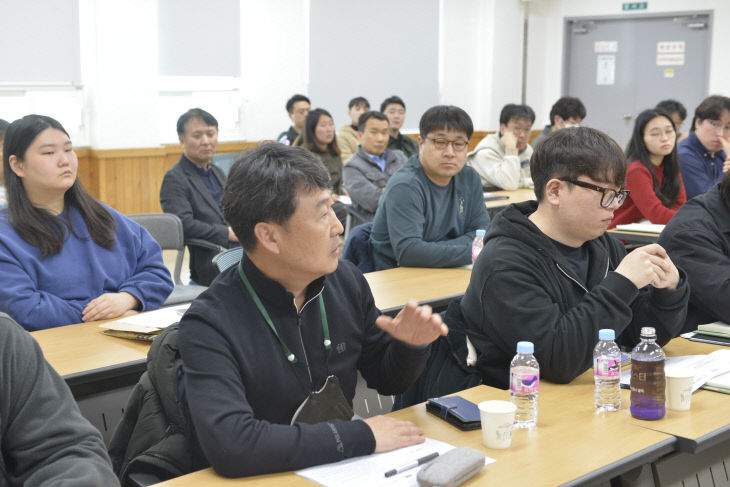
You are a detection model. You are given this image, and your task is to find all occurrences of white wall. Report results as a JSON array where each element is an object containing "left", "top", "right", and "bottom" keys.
[
  {"left": 85, "top": 0, "right": 160, "bottom": 148},
  {"left": 239, "top": 0, "right": 308, "bottom": 141},
  {"left": 440, "top": 0, "right": 527, "bottom": 132},
  {"left": 80, "top": 0, "right": 308, "bottom": 148},
  {"left": 14, "top": 0, "right": 729, "bottom": 148}
]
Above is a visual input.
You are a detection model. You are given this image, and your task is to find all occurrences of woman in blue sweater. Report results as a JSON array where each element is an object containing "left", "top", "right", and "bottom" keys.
[{"left": 0, "top": 115, "right": 173, "bottom": 331}]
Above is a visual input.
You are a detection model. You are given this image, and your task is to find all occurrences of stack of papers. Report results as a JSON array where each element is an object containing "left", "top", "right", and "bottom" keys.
[
  {"left": 614, "top": 223, "right": 665, "bottom": 234},
  {"left": 697, "top": 322, "right": 730, "bottom": 338},
  {"left": 297, "top": 438, "right": 494, "bottom": 487},
  {"left": 99, "top": 304, "right": 189, "bottom": 341},
  {"left": 683, "top": 321, "right": 730, "bottom": 346},
  {"left": 620, "top": 349, "right": 730, "bottom": 394}
]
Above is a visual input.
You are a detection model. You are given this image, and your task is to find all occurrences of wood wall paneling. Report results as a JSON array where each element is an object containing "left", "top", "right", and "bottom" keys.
[{"left": 76, "top": 142, "right": 259, "bottom": 215}]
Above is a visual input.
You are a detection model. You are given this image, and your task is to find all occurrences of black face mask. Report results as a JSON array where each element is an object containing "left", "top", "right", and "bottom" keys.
[{"left": 290, "top": 375, "right": 353, "bottom": 425}]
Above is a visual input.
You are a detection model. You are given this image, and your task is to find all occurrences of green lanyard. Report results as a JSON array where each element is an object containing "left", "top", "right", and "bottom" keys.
[{"left": 238, "top": 261, "right": 331, "bottom": 364}]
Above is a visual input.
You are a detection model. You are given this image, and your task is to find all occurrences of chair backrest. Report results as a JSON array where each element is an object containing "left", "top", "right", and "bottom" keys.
[
  {"left": 128, "top": 213, "right": 184, "bottom": 285},
  {"left": 211, "top": 152, "right": 240, "bottom": 177},
  {"left": 212, "top": 247, "right": 244, "bottom": 273},
  {"left": 352, "top": 372, "right": 394, "bottom": 418}
]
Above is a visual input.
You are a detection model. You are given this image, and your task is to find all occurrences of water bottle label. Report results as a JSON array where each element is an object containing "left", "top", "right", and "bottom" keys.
[
  {"left": 510, "top": 372, "right": 539, "bottom": 393},
  {"left": 594, "top": 357, "right": 620, "bottom": 378},
  {"left": 472, "top": 246, "right": 482, "bottom": 261}
]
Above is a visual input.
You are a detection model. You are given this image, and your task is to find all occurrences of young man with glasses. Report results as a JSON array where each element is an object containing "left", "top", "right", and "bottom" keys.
[
  {"left": 397, "top": 127, "right": 690, "bottom": 404},
  {"left": 370, "top": 105, "right": 490, "bottom": 270},
  {"left": 678, "top": 95, "right": 730, "bottom": 198},
  {"left": 467, "top": 103, "right": 536, "bottom": 190}
]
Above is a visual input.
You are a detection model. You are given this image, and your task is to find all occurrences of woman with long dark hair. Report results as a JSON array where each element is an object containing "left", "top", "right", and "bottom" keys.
[
  {"left": 295, "top": 108, "right": 348, "bottom": 225},
  {"left": 0, "top": 115, "right": 173, "bottom": 330},
  {"left": 610, "top": 108, "right": 686, "bottom": 227}
]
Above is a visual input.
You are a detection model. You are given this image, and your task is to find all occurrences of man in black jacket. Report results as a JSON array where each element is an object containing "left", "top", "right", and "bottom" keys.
[
  {"left": 178, "top": 144, "right": 447, "bottom": 478},
  {"left": 160, "top": 108, "right": 238, "bottom": 285},
  {"left": 398, "top": 127, "right": 690, "bottom": 405},
  {"left": 0, "top": 313, "right": 117, "bottom": 486},
  {"left": 659, "top": 172, "right": 730, "bottom": 331}
]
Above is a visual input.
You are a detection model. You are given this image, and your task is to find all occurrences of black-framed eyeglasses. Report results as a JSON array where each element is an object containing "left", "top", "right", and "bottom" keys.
[
  {"left": 559, "top": 178, "right": 630, "bottom": 208},
  {"left": 424, "top": 136, "right": 469, "bottom": 152}
]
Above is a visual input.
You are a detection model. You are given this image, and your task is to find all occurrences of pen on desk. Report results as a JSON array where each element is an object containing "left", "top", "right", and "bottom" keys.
[{"left": 384, "top": 452, "right": 439, "bottom": 478}]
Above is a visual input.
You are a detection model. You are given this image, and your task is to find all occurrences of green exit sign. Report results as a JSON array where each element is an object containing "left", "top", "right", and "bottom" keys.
[{"left": 622, "top": 2, "right": 647, "bottom": 10}]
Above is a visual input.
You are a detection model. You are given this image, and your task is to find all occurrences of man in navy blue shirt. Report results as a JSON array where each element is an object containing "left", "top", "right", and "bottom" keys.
[{"left": 678, "top": 95, "right": 730, "bottom": 199}]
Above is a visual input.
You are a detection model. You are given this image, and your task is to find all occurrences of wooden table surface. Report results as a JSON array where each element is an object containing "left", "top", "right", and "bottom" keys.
[
  {"left": 484, "top": 188, "right": 535, "bottom": 209},
  {"left": 32, "top": 266, "right": 471, "bottom": 378},
  {"left": 364, "top": 266, "right": 471, "bottom": 314},
  {"left": 606, "top": 229, "right": 661, "bottom": 244},
  {"left": 627, "top": 338, "right": 730, "bottom": 452},
  {"left": 154, "top": 382, "right": 674, "bottom": 486},
  {"left": 154, "top": 336, "right": 730, "bottom": 486},
  {"left": 31, "top": 319, "right": 150, "bottom": 378}
]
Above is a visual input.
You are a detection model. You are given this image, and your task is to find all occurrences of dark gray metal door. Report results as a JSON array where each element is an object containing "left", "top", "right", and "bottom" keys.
[{"left": 563, "top": 12, "right": 711, "bottom": 148}]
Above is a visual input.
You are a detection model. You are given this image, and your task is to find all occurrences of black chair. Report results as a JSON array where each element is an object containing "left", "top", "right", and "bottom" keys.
[{"left": 128, "top": 213, "right": 224, "bottom": 305}]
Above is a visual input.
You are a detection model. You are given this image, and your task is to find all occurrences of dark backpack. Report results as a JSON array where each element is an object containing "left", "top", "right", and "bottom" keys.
[{"left": 108, "top": 323, "right": 208, "bottom": 486}]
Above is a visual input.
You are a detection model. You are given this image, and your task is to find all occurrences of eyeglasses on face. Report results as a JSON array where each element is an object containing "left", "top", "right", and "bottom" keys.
[
  {"left": 424, "top": 137, "right": 469, "bottom": 152},
  {"left": 706, "top": 120, "right": 730, "bottom": 134},
  {"left": 558, "top": 178, "right": 630, "bottom": 208},
  {"left": 507, "top": 124, "right": 532, "bottom": 136}
]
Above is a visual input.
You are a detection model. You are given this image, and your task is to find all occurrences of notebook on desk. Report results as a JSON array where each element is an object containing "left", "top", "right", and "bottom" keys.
[
  {"left": 99, "top": 304, "right": 189, "bottom": 341},
  {"left": 614, "top": 223, "right": 665, "bottom": 234}
]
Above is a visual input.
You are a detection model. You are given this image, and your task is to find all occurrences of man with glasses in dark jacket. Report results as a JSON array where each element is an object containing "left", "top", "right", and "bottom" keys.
[{"left": 397, "top": 126, "right": 690, "bottom": 406}]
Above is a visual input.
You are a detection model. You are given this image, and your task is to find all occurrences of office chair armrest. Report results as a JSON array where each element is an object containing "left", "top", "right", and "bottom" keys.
[{"left": 185, "top": 238, "right": 227, "bottom": 253}]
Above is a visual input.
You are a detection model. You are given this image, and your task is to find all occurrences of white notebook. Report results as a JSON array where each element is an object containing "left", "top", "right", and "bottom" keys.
[{"left": 614, "top": 223, "right": 665, "bottom": 234}]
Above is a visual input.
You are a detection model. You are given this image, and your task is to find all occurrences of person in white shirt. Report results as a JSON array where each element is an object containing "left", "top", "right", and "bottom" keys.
[{"left": 467, "top": 104, "right": 535, "bottom": 190}]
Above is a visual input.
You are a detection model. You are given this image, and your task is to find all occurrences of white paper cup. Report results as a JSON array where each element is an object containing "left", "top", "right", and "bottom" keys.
[
  {"left": 665, "top": 368, "right": 693, "bottom": 411},
  {"left": 478, "top": 400, "right": 516, "bottom": 449}
]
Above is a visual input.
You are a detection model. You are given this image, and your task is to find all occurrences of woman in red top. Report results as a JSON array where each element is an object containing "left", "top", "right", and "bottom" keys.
[{"left": 610, "top": 108, "right": 686, "bottom": 228}]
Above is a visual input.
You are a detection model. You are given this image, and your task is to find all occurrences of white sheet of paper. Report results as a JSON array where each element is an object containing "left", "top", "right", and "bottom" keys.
[
  {"left": 296, "top": 438, "right": 494, "bottom": 487},
  {"left": 596, "top": 54, "right": 615, "bottom": 85},
  {"left": 99, "top": 304, "right": 190, "bottom": 333}
]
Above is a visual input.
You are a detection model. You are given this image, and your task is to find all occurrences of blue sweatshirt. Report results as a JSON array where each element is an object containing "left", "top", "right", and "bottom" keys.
[
  {"left": 0, "top": 205, "right": 173, "bottom": 331},
  {"left": 678, "top": 131, "right": 726, "bottom": 199}
]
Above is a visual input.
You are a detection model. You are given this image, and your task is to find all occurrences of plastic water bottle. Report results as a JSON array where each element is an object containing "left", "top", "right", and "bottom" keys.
[
  {"left": 593, "top": 329, "right": 621, "bottom": 411},
  {"left": 630, "top": 327, "right": 665, "bottom": 420},
  {"left": 472, "top": 229, "right": 486, "bottom": 263},
  {"left": 510, "top": 341, "right": 539, "bottom": 428}
]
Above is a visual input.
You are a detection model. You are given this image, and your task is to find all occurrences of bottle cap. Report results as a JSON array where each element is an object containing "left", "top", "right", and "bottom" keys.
[
  {"left": 516, "top": 341, "right": 534, "bottom": 354},
  {"left": 640, "top": 327, "right": 656, "bottom": 338},
  {"left": 598, "top": 329, "right": 615, "bottom": 341},
  {"left": 476, "top": 229, "right": 486, "bottom": 237}
]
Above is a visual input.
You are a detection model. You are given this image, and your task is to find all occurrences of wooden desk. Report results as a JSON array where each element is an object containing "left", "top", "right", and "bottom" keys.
[
  {"left": 607, "top": 229, "right": 660, "bottom": 245},
  {"left": 153, "top": 384, "right": 674, "bottom": 486},
  {"left": 31, "top": 320, "right": 149, "bottom": 396},
  {"left": 629, "top": 339, "right": 730, "bottom": 454},
  {"left": 364, "top": 266, "right": 471, "bottom": 315},
  {"left": 485, "top": 188, "right": 535, "bottom": 219},
  {"left": 485, "top": 188, "right": 535, "bottom": 208}
]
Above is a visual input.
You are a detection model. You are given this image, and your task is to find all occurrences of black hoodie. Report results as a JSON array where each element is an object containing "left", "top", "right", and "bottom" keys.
[{"left": 458, "top": 201, "right": 689, "bottom": 389}]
